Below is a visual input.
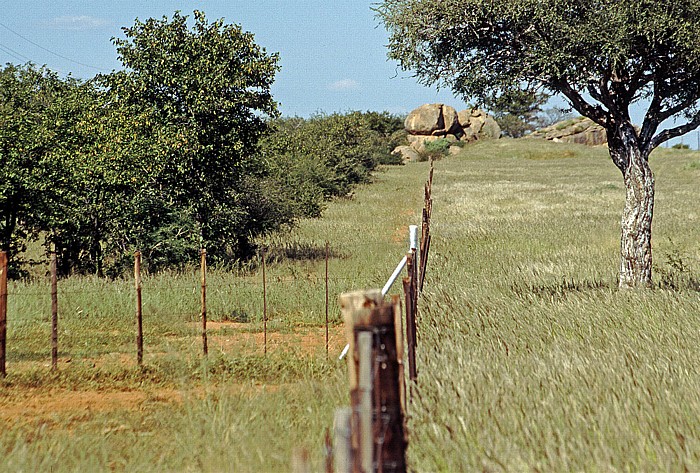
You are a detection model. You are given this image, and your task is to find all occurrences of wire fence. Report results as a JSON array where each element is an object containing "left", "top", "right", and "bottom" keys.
[
  {"left": 324, "top": 162, "right": 433, "bottom": 473},
  {"left": 0, "top": 163, "right": 435, "bottom": 382}
]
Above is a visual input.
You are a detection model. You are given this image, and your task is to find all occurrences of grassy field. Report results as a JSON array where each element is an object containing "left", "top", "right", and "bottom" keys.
[
  {"left": 410, "top": 140, "right": 700, "bottom": 471},
  {"left": 1, "top": 138, "right": 699, "bottom": 471}
]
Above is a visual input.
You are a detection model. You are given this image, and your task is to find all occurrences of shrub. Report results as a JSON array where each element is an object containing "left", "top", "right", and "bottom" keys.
[
  {"left": 422, "top": 138, "right": 452, "bottom": 160},
  {"left": 261, "top": 111, "right": 406, "bottom": 217}
]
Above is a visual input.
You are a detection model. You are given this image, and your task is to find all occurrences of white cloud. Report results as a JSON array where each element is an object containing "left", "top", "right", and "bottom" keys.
[
  {"left": 45, "top": 16, "right": 108, "bottom": 31},
  {"left": 327, "top": 79, "right": 360, "bottom": 91}
]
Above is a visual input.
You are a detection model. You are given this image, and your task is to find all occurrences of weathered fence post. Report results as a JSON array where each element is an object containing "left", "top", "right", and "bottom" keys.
[
  {"left": 201, "top": 248, "right": 208, "bottom": 356},
  {"left": 135, "top": 251, "right": 143, "bottom": 366},
  {"left": 403, "top": 253, "right": 418, "bottom": 384},
  {"left": 338, "top": 290, "right": 407, "bottom": 473},
  {"left": 50, "top": 249, "right": 58, "bottom": 371},
  {"left": 0, "top": 251, "right": 7, "bottom": 378}
]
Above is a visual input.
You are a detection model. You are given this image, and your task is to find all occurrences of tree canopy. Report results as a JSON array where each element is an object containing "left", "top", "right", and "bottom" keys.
[
  {"left": 0, "top": 12, "right": 406, "bottom": 277},
  {"left": 379, "top": 0, "right": 700, "bottom": 153},
  {"left": 379, "top": 0, "right": 700, "bottom": 287},
  {"left": 109, "top": 10, "right": 283, "bottom": 262}
]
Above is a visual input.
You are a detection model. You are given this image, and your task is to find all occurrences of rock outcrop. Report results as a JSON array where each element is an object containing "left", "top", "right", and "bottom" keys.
[
  {"left": 529, "top": 117, "right": 607, "bottom": 146},
  {"left": 393, "top": 103, "right": 501, "bottom": 161},
  {"left": 459, "top": 108, "right": 501, "bottom": 142},
  {"left": 405, "top": 103, "right": 461, "bottom": 136}
]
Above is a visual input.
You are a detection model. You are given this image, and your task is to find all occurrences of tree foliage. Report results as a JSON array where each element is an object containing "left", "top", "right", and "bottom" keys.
[
  {"left": 0, "top": 64, "right": 78, "bottom": 276},
  {"left": 0, "top": 14, "right": 405, "bottom": 277},
  {"left": 107, "top": 10, "right": 283, "bottom": 266},
  {"left": 379, "top": 0, "right": 700, "bottom": 287},
  {"left": 261, "top": 111, "right": 405, "bottom": 218},
  {"left": 484, "top": 90, "right": 549, "bottom": 138}
]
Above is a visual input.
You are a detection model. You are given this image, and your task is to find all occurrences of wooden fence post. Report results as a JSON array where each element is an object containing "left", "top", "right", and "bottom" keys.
[
  {"left": 391, "top": 294, "right": 407, "bottom": 423},
  {"left": 262, "top": 246, "right": 267, "bottom": 356},
  {"left": 135, "top": 251, "right": 143, "bottom": 366},
  {"left": 0, "top": 251, "right": 7, "bottom": 378},
  {"left": 201, "top": 249, "right": 208, "bottom": 356},
  {"left": 338, "top": 290, "right": 407, "bottom": 473},
  {"left": 326, "top": 240, "right": 330, "bottom": 357},
  {"left": 403, "top": 253, "right": 417, "bottom": 384},
  {"left": 50, "top": 250, "right": 58, "bottom": 371}
]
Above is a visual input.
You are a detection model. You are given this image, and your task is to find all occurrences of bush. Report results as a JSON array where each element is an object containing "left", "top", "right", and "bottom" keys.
[
  {"left": 422, "top": 138, "right": 452, "bottom": 160},
  {"left": 261, "top": 111, "right": 406, "bottom": 218}
]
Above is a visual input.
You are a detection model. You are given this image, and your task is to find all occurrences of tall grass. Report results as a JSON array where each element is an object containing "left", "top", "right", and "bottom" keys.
[
  {"left": 0, "top": 158, "right": 428, "bottom": 471},
  {"left": 409, "top": 140, "right": 700, "bottom": 471},
  {"left": 1, "top": 139, "right": 698, "bottom": 471}
]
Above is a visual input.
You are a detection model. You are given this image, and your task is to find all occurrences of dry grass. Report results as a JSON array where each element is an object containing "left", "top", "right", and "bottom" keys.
[{"left": 1, "top": 138, "right": 699, "bottom": 471}]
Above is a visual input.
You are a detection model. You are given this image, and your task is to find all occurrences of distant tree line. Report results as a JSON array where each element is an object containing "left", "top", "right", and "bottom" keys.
[{"left": 0, "top": 11, "right": 405, "bottom": 278}]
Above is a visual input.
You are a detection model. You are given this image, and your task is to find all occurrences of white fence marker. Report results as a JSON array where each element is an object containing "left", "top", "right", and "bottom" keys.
[{"left": 340, "top": 225, "right": 419, "bottom": 360}]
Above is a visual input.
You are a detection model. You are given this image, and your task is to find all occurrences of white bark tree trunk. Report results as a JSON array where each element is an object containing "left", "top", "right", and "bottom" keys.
[{"left": 610, "top": 124, "right": 655, "bottom": 288}]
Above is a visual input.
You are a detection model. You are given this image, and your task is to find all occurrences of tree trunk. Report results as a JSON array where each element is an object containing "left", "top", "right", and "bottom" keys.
[{"left": 610, "top": 126, "right": 655, "bottom": 288}]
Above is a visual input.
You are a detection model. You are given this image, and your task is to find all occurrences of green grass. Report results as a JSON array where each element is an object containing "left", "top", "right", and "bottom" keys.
[
  {"left": 0, "top": 155, "right": 428, "bottom": 471},
  {"left": 408, "top": 140, "right": 700, "bottom": 471},
  {"left": 1, "top": 138, "right": 699, "bottom": 471}
]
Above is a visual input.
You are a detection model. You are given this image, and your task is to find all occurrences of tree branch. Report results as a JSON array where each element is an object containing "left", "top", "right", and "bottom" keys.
[
  {"left": 657, "top": 90, "right": 700, "bottom": 123},
  {"left": 555, "top": 80, "right": 608, "bottom": 126},
  {"left": 639, "top": 77, "right": 664, "bottom": 150},
  {"left": 650, "top": 111, "right": 700, "bottom": 150}
]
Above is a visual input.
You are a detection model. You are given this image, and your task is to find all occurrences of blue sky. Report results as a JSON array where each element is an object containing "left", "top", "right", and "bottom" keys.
[
  {"left": 0, "top": 0, "right": 470, "bottom": 117},
  {"left": 1, "top": 1, "right": 698, "bottom": 147}
]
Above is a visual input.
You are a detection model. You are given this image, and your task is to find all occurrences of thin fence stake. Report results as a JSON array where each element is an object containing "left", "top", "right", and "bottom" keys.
[
  {"left": 50, "top": 250, "right": 58, "bottom": 371},
  {"left": 135, "top": 251, "right": 143, "bottom": 366},
  {"left": 404, "top": 252, "right": 418, "bottom": 384},
  {"left": 0, "top": 251, "right": 7, "bottom": 378},
  {"left": 325, "top": 240, "right": 329, "bottom": 357},
  {"left": 201, "top": 249, "right": 208, "bottom": 356},
  {"left": 262, "top": 246, "right": 267, "bottom": 356}
]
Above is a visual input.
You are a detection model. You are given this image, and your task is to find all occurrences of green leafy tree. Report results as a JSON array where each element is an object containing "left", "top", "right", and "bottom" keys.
[
  {"left": 379, "top": 0, "right": 700, "bottom": 288},
  {"left": 46, "top": 80, "right": 183, "bottom": 275},
  {"left": 484, "top": 90, "right": 550, "bottom": 138},
  {"left": 109, "top": 11, "right": 282, "bottom": 263},
  {"left": 0, "top": 64, "right": 77, "bottom": 275}
]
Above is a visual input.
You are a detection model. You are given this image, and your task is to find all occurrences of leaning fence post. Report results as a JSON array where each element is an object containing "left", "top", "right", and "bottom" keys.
[
  {"left": 135, "top": 251, "right": 143, "bottom": 366},
  {"left": 50, "top": 249, "right": 58, "bottom": 371},
  {"left": 0, "top": 251, "right": 7, "bottom": 378}
]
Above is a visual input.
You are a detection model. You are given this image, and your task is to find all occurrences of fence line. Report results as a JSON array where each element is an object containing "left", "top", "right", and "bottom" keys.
[
  {"left": 329, "top": 161, "right": 434, "bottom": 472},
  {"left": 0, "top": 251, "right": 351, "bottom": 373},
  {"left": 0, "top": 162, "right": 435, "bottom": 399}
]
